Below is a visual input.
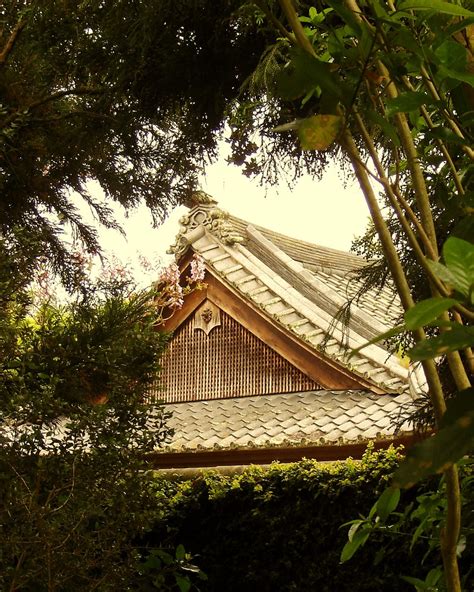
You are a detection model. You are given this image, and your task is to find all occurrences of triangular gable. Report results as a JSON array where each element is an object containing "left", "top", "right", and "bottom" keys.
[
  {"left": 153, "top": 302, "right": 320, "bottom": 403},
  {"left": 154, "top": 256, "right": 383, "bottom": 402},
  {"left": 163, "top": 203, "right": 427, "bottom": 396}
]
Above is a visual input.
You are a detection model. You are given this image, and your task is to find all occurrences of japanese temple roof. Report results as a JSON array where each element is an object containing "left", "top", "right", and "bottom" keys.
[
  {"left": 165, "top": 389, "right": 412, "bottom": 453},
  {"left": 167, "top": 193, "right": 426, "bottom": 397}
]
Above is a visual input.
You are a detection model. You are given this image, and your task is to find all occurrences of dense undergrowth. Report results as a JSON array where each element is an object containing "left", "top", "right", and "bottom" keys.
[{"left": 145, "top": 446, "right": 474, "bottom": 592}]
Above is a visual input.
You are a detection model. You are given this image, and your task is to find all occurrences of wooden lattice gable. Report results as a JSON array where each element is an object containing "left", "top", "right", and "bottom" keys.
[
  {"left": 155, "top": 256, "right": 378, "bottom": 403},
  {"left": 165, "top": 195, "right": 426, "bottom": 398},
  {"left": 155, "top": 302, "right": 321, "bottom": 403}
]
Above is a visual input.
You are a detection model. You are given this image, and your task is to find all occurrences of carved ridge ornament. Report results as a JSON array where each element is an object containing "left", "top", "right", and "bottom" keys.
[
  {"left": 193, "top": 300, "right": 221, "bottom": 335},
  {"left": 168, "top": 195, "right": 245, "bottom": 258}
]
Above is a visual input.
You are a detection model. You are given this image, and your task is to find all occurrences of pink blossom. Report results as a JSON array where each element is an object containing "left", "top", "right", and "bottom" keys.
[
  {"left": 158, "top": 263, "right": 180, "bottom": 286},
  {"left": 190, "top": 254, "right": 206, "bottom": 282},
  {"left": 138, "top": 254, "right": 153, "bottom": 272}
]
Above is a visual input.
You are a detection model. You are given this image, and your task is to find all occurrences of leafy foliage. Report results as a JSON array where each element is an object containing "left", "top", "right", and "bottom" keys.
[
  {"left": 342, "top": 461, "right": 474, "bottom": 591},
  {"left": 146, "top": 447, "right": 474, "bottom": 592},
  {"left": 0, "top": 262, "right": 180, "bottom": 590},
  {"left": 0, "top": 1, "right": 273, "bottom": 271}
]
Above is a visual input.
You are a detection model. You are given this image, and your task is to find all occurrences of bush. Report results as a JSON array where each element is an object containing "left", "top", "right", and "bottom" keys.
[
  {"left": 0, "top": 272, "right": 172, "bottom": 591},
  {"left": 146, "top": 446, "right": 474, "bottom": 592}
]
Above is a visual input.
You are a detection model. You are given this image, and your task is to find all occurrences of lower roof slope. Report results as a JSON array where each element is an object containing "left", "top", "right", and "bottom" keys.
[{"left": 165, "top": 390, "right": 413, "bottom": 453}]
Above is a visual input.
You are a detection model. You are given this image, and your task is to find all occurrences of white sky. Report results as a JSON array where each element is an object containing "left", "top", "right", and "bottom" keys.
[{"left": 90, "top": 153, "right": 372, "bottom": 280}]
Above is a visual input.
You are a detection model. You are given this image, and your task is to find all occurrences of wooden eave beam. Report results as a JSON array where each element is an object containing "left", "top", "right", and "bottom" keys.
[{"left": 147, "top": 434, "right": 419, "bottom": 469}]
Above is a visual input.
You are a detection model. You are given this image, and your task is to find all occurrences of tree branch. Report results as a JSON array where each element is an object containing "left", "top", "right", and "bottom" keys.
[
  {"left": 0, "top": 19, "right": 25, "bottom": 66},
  {"left": 279, "top": 0, "right": 316, "bottom": 57},
  {"left": 254, "top": 0, "right": 296, "bottom": 44}
]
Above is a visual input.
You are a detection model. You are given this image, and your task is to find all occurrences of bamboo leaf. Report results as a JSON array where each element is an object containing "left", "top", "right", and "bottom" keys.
[
  {"left": 275, "top": 48, "right": 344, "bottom": 102},
  {"left": 443, "top": 237, "right": 474, "bottom": 297},
  {"left": 426, "top": 259, "right": 458, "bottom": 288},
  {"left": 434, "top": 40, "right": 467, "bottom": 72},
  {"left": 386, "top": 91, "right": 434, "bottom": 115},
  {"left": 397, "top": 0, "right": 474, "bottom": 17},
  {"left": 366, "top": 108, "right": 401, "bottom": 147},
  {"left": 438, "top": 64, "right": 474, "bottom": 87},
  {"left": 408, "top": 326, "right": 474, "bottom": 360},
  {"left": 404, "top": 297, "right": 458, "bottom": 330},
  {"left": 325, "top": 0, "right": 363, "bottom": 34}
]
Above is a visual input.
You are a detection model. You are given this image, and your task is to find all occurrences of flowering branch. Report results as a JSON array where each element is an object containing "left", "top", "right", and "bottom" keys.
[{"left": 153, "top": 254, "right": 206, "bottom": 325}]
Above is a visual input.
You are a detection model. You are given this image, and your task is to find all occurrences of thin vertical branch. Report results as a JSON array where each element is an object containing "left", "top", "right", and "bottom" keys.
[{"left": 376, "top": 60, "right": 438, "bottom": 254}]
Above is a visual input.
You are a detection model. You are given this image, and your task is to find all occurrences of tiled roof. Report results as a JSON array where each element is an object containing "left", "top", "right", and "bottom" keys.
[
  {"left": 165, "top": 390, "right": 413, "bottom": 452},
  {"left": 169, "top": 200, "right": 427, "bottom": 397}
]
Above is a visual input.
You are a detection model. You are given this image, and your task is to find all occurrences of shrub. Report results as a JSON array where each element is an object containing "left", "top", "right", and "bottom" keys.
[{"left": 146, "top": 446, "right": 474, "bottom": 592}]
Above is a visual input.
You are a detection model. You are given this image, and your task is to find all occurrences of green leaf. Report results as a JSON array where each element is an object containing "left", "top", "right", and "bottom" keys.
[
  {"left": 409, "top": 326, "right": 474, "bottom": 360},
  {"left": 297, "top": 114, "right": 343, "bottom": 150},
  {"left": 175, "top": 544, "right": 186, "bottom": 561},
  {"left": 175, "top": 574, "right": 192, "bottom": 592},
  {"left": 438, "top": 64, "right": 474, "bottom": 87},
  {"left": 142, "top": 553, "right": 162, "bottom": 570},
  {"left": 275, "top": 48, "right": 344, "bottom": 102},
  {"left": 340, "top": 526, "right": 371, "bottom": 562},
  {"left": 457, "top": 534, "right": 467, "bottom": 557},
  {"left": 375, "top": 487, "right": 401, "bottom": 522},
  {"left": 386, "top": 91, "right": 434, "bottom": 115},
  {"left": 393, "top": 391, "right": 474, "bottom": 488},
  {"left": 401, "top": 573, "right": 438, "bottom": 590},
  {"left": 434, "top": 40, "right": 467, "bottom": 72},
  {"left": 431, "top": 17, "right": 474, "bottom": 53},
  {"left": 443, "top": 237, "right": 474, "bottom": 298},
  {"left": 426, "top": 259, "right": 458, "bottom": 288},
  {"left": 397, "top": 0, "right": 474, "bottom": 17},
  {"left": 325, "top": 0, "right": 363, "bottom": 34},
  {"left": 429, "top": 126, "right": 467, "bottom": 146},
  {"left": 392, "top": 29, "right": 424, "bottom": 56},
  {"left": 349, "top": 325, "right": 405, "bottom": 357},
  {"left": 366, "top": 108, "right": 401, "bottom": 147},
  {"left": 404, "top": 297, "right": 458, "bottom": 330}
]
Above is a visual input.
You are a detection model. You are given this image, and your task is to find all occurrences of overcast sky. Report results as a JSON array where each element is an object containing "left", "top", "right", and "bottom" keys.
[{"left": 86, "top": 151, "right": 371, "bottom": 280}]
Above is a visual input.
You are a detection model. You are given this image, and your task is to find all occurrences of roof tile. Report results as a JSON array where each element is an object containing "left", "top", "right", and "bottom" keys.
[{"left": 165, "top": 390, "right": 412, "bottom": 453}]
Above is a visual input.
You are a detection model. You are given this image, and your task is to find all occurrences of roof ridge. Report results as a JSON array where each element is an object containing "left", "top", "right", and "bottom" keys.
[
  {"left": 172, "top": 198, "right": 366, "bottom": 271},
  {"left": 227, "top": 212, "right": 367, "bottom": 267},
  {"left": 245, "top": 224, "right": 393, "bottom": 341}
]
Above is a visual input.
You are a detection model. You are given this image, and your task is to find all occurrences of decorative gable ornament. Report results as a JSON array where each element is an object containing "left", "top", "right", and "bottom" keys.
[
  {"left": 168, "top": 194, "right": 245, "bottom": 259},
  {"left": 193, "top": 300, "right": 221, "bottom": 335}
]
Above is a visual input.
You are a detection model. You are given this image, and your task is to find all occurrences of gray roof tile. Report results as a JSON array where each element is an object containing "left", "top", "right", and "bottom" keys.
[{"left": 165, "top": 390, "right": 414, "bottom": 452}]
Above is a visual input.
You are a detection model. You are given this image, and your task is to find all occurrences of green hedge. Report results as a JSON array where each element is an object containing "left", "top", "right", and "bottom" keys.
[{"left": 147, "top": 446, "right": 474, "bottom": 592}]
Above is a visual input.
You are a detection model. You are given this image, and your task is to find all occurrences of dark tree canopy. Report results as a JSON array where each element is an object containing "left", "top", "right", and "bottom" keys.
[{"left": 0, "top": 1, "right": 277, "bottom": 272}]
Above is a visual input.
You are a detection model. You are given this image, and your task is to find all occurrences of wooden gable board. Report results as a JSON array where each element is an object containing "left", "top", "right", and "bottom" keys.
[
  {"left": 154, "top": 302, "right": 320, "bottom": 403},
  {"left": 155, "top": 259, "right": 383, "bottom": 400}
]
